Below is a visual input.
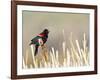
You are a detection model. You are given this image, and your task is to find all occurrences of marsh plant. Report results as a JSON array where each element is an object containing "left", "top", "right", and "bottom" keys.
[{"left": 23, "top": 31, "right": 89, "bottom": 69}]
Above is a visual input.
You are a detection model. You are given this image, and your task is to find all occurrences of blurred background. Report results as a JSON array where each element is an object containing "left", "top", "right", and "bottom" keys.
[{"left": 22, "top": 11, "right": 89, "bottom": 67}]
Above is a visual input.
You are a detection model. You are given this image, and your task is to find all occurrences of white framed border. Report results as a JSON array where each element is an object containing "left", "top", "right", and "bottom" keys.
[{"left": 17, "top": 5, "right": 95, "bottom": 75}]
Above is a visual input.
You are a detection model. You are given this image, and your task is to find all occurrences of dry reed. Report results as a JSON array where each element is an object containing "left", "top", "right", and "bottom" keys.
[{"left": 23, "top": 31, "right": 89, "bottom": 68}]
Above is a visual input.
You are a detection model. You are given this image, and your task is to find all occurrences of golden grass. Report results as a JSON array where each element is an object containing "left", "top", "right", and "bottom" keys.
[{"left": 23, "top": 32, "right": 89, "bottom": 68}]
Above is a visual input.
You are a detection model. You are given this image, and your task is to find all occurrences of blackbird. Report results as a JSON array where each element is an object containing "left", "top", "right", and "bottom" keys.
[{"left": 29, "top": 29, "right": 49, "bottom": 56}]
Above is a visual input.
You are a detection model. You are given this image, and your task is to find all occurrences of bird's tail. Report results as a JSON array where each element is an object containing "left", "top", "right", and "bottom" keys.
[{"left": 34, "top": 45, "right": 39, "bottom": 56}]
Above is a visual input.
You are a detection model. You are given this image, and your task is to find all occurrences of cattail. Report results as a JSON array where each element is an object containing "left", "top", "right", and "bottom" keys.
[
  {"left": 23, "top": 58, "right": 27, "bottom": 69},
  {"left": 49, "top": 51, "right": 54, "bottom": 67},
  {"left": 51, "top": 47, "right": 56, "bottom": 67},
  {"left": 76, "top": 40, "right": 83, "bottom": 66},
  {"left": 66, "top": 49, "right": 70, "bottom": 67},
  {"left": 62, "top": 41, "right": 66, "bottom": 58},
  {"left": 30, "top": 45, "right": 37, "bottom": 68},
  {"left": 23, "top": 32, "right": 89, "bottom": 68},
  {"left": 81, "top": 49, "right": 88, "bottom": 65},
  {"left": 55, "top": 50, "right": 59, "bottom": 67}
]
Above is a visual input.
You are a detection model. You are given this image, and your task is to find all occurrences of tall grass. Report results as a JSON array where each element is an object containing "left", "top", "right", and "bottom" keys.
[{"left": 23, "top": 32, "right": 89, "bottom": 68}]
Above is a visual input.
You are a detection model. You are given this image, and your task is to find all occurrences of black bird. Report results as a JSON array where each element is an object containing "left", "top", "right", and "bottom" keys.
[{"left": 30, "top": 29, "right": 49, "bottom": 56}]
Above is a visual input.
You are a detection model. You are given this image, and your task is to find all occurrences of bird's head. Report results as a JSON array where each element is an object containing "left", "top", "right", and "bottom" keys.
[{"left": 43, "top": 29, "right": 49, "bottom": 34}]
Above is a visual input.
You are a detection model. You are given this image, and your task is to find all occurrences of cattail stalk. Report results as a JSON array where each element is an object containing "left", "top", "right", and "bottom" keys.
[
  {"left": 30, "top": 45, "right": 37, "bottom": 68},
  {"left": 23, "top": 32, "right": 89, "bottom": 68}
]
